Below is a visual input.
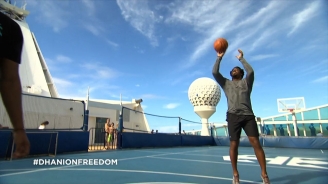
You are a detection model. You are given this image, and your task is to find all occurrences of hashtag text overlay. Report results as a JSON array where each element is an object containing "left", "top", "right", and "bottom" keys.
[{"left": 33, "top": 159, "right": 118, "bottom": 166}]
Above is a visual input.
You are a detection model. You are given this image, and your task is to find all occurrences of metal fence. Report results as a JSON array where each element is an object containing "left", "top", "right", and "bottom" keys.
[{"left": 88, "top": 128, "right": 118, "bottom": 151}]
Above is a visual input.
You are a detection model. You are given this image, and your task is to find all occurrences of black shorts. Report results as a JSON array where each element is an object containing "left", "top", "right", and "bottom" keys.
[
  {"left": 0, "top": 12, "right": 23, "bottom": 64},
  {"left": 226, "top": 113, "right": 259, "bottom": 141}
]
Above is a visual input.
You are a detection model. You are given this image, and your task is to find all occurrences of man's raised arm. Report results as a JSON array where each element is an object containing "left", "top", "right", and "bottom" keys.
[
  {"left": 212, "top": 55, "right": 227, "bottom": 87},
  {"left": 236, "top": 50, "right": 254, "bottom": 89}
]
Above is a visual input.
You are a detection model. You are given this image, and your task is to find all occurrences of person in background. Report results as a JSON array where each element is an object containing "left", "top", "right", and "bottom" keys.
[
  {"left": 38, "top": 121, "right": 49, "bottom": 129},
  {"left": 108, "top": 122, "right": 115, "bottom": 149},
  {"left": 309, "top": 123, "right": 316, "bottom": 136},
  {"left": 104, "top": 119, "right": 110, "bottom": 150},
  {"left": 277, "top": 125, "right": 285, "bottom": 136}
]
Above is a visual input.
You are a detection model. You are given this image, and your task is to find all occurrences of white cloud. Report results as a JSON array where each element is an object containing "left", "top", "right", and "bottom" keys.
[
  {"left": 288, "top": 1, "right": 321, "bottom": 36},
  {"left": 225, "top": 1, "right": 289, "bottom": 56},
  {"left": 116, "top": 0, "right": 162, "bottom": 47},
  {"left": 133, "top": 46, "right": 145, "bottom": 54},
  {"left": 140, "top": 94, "right": 165, "bottom": 99},
  {"left": 67, "top": 74, "right": 81, "bottom": 79},
  {"left": 83, "top": 23, "right": 105, "bottom": 36},
  {"left": 56, "top": 55, "right": 72, "bottom": 63},
  {"left": 79, "top": 0, "right": 106, "bottom": 36},
  {"left": 290, "top": 59, "right": 328, "bottom": 77},
  {"left": 52, "top": 77, "right": 73, "bottom": 88},
  {"left": 163, "top": 103, "right": 180, "bottom": 109},
  {"left": 166, "top": 1, "right": 248, "bottom": 67},
  {"left": 80, "top": 63, "right": 121, "bottom": 79},
  {"left": 171, "top": 70, "right": 204, "bottom": 85},
  {"left": 57, "top": 88, "right": 91, "bottom": 100},
  {"left": 98, "top": 70, "right": 113, "bottom": 78},
  {"left": 262, "top": 108, "right": 272, "bottom": 112},
  {"left": 106, "top": 40, "right": 119, "bottom": 48},
  {"left": 80, "top": 12, "right": 107, "bottom": 37},
  {"left": 28, "top": 0, "right": 70, "bottom": 32},
  {"left": 44, "top": 57, "right": 60, "bottom": 71},
  {"left": 311, "top": 76, "right": 328, "bottom": 84},
  {"left": 253, "top": 81, "right": 261, "bottom": 87},
  {"left": 82, "top": 0, "right": 96, "bottom": 16},
  {"left": 248, "top": 29, "right": 277, "bottom": 52},
  {"left": 165, "top": 1, "right": 290, "bottom": 69},
  {"left": 250, "top": 54, "right": 279, "bottom": 62},
  {"left": 110, "top": 94, "right": 129, "bottom": 100},
  {"left": 112, "top": 0, "right": 299, "bottom": 69}
]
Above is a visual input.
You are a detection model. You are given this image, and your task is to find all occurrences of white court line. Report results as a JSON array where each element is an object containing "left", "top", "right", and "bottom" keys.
[
  {"left": 174, "top": 153, "right": 225, "bottom": 157},
  {"left": 177, "top": 153, "right": 303, "bottom": 158},
  {"left": 56, "top": 168, "right": 262, "bottom": 184},
  {"left": 0, "top": 148, "right": 207, "bottom": 178},
  {"left": 133, "top": 149, "right": 215, "bottom": 155},
  {"left": 0, "top": 169, "right": 35, "bottom": 172},
  {"left": 126, "top": 182, "right": 197, "bottom": 184},
  {"left": 0, "top": 165, "right": 77, "bottom": 178},
  {"left": 1, "top": 147, "right": 203, "bottom": 164},
  {"left": 117, "top": 149, "right": 213, "bottom": 161},
  {"left": 127, "top": 183, "right": 197, "bottom": 184},
  {"left": 149, "top": 156, "right": 328, "bottom": 172},
  {"left": 106, "top": 149, "right": 271, "bottom": 159}
]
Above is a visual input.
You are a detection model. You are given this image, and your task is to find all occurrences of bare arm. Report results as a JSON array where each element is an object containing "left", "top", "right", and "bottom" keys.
[
  {"left": 0, "top": 59, "right": 24, "bottom": 130},
  {"left": 0, "top": 58, "right": 30, "bottom": 158},
  {"left": 212, "top": 56, "right": 227, "bottom": 87}
]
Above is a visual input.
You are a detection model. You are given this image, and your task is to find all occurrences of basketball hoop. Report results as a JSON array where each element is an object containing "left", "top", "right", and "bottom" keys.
[{"left": 277, "top": 97, "right": 305, "bottom": 113}]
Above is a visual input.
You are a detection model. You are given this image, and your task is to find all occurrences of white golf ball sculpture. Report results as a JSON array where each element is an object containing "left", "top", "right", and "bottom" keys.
[{"left": 188, "top": 77, "right": 221, "bottom": 136}]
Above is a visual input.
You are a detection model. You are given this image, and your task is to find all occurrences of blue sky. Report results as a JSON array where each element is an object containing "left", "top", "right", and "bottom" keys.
[{"left": 16, "top": 0, "right": 328, "bottom": 132}]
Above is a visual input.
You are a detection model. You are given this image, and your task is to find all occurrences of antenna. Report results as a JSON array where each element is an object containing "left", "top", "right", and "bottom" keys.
[
  {"left": 22, "top": 0, "right": 27, "bottom": 10},
  {"left": 0, "top": 0, "right": 30, "bottom": 20},
  {"left": 120, "top": 93, "right": 122, "bottom": 106},
  {"left": 86, "top": 87, "right": 90, "bottom": 110}
]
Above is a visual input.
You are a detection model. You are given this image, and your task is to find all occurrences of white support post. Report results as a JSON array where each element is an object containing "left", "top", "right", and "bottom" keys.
[
  {"left": 287, "top": 124, "right": 291, "bottom": 136},
  {"left": 273, "top": 124, "right": 277, "bottom": 136},
  {"left": 213, "top": 126, "right": 217, "bottom": 137},
  {"left": 292, "top": 112, "right": 299, "bottom": 137},
  {"left": 258, "top": 124, "right": 262, "bottom": 135}
]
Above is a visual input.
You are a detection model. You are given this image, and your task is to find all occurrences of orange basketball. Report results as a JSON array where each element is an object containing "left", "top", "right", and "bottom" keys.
[{"left": 213, "top": 38, "right": 228, "bottom": 53}]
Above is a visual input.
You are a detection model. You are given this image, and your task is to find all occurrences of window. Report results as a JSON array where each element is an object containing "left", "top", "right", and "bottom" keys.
[{"left": 96, "top": 117, "right": 108, "bottom": 129}]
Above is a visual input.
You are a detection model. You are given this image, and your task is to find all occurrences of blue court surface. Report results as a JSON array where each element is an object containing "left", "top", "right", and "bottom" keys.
[{"left": 0, "top": 146, "right": 327, "bottom": 184}]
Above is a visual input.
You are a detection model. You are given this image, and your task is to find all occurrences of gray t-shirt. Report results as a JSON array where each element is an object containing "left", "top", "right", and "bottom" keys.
[{"left": 212, "top": 56, "right": 255, "bottom": 116}]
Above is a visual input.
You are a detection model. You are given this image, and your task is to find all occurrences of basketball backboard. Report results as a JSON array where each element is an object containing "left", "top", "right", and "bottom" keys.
[{"left": 277, "top": 97, "right": 306, "bottom": 113}]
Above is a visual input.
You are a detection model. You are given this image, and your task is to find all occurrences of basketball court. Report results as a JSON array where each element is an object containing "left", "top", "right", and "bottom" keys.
[{"left": 1, "top": 146, "right": 327, "bottom": 184}]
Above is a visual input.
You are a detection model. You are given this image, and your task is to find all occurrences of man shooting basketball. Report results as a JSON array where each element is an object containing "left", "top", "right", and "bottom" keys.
[
  {"left": 0, "top": 11, "right": 30, "bottom": 158},
  {"left": 212, "top": 49, "right": 270, "bottom": 184}
]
